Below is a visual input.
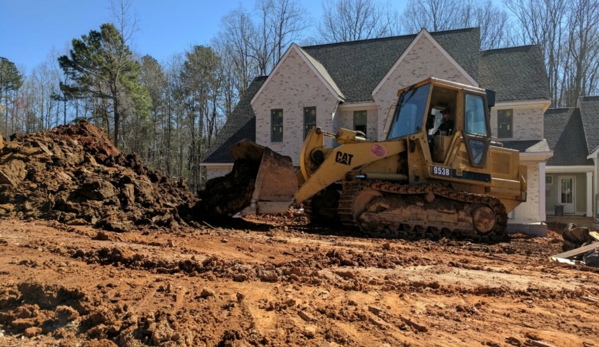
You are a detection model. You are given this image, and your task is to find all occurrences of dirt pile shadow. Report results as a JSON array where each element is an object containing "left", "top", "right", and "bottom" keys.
[{"left": 0, "top": 121, "right": 198, "bottom": 231}]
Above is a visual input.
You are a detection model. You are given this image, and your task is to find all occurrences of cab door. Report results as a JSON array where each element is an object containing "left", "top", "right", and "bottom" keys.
[{"left": 462, "top": 93, "right": 490, "bottom": 168}]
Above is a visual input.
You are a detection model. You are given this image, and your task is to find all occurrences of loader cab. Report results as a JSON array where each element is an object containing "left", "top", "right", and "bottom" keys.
[{"left": 386, "top": 78, "right": 492, "bottom": 167}]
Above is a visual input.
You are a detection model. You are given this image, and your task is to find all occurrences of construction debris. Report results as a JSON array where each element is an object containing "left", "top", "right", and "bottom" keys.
[
  {"left": 550, "top": 223, "right": 599, "bottom": 267},
  {"left": 562, "top": 223, "right": 596, "bottom": 251}
]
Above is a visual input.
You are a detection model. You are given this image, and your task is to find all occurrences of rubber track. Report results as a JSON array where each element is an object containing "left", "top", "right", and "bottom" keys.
[{"left": 338, "top": 181, "right": 508, "bottom": 243}]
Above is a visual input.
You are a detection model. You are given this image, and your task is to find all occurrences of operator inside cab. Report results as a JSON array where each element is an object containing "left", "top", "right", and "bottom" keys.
[
  {"left": 435, "top": 108, "right": 453, "bottom": 136},
  {"left": 427, "top": 108, "right": 453, "bottom": 162}
]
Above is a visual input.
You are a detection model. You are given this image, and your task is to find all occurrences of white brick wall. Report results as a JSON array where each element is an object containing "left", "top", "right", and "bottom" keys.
[
  {"left": 490, "top": 105, "right": 545, "bottom": 141},
  {"left": 206, "top": 167, "right": 232, "bottom": 181},
  {"left": 252, "top": 48, "right": 340, "bottom": 165},
  {"left": 511, "top": 161, "right": 540, "bottom": 223},
  {"left": 373, "top": 34, "right": 474, "bottom": 140},
  {"left": 336, "top": 108, "right": 379, "bottom": 140}
]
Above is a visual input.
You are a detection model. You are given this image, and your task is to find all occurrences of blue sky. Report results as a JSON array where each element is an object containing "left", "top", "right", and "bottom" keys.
[{"left": 0, "top": 0, "right": 412, "bottom": 74}]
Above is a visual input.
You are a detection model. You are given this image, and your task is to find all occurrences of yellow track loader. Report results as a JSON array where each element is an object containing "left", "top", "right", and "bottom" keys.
[{"left": 206, "top": 77, "right": 527, "bottom": 242}]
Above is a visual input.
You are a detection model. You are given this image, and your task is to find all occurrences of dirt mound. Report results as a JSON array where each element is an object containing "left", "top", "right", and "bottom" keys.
[{"left": 0, "top": 121, "right": 197, "bottom": 231}]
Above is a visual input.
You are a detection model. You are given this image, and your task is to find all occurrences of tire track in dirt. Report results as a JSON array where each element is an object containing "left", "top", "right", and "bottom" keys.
[{"left": 1, "top": 221, "right": 599, "bottom": 346}]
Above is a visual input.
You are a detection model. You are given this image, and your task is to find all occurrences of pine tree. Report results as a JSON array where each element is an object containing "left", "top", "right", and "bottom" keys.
[
  {"left": 0, "top": 57, "right": 24, "bottom": 135},
  {"left": 58, "top": 23, "right": 150, "bottom": 147}
]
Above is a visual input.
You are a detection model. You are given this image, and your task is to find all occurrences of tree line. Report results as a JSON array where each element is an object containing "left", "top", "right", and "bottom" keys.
[{"left": 1, "top": 0, "right": 598, "bottom": 191}]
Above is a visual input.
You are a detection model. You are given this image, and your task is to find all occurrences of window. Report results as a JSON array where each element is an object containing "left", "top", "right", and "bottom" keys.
[
  {"left": 464, "top": 94, "right": 488, "bottom": 136},
  {"left": 388, "top": 83, "right": 430, "bottom": 139},
  {"left": 497, "top": 109, "right": 513, "bottom": 138},
  {"left": 304, "top": 107, "right": 316, "bottom": 139},
  {"left": 271, "top": 109, "right": 283, "bottom": 142},
  {"left": 546, "top": 175, "right": 553, "bottom": 185},
  {"left": 354, "top": 110, "right": 367, "bottom": 136}
]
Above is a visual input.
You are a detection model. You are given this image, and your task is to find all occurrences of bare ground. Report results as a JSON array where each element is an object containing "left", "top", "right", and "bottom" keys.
[{"left": 0, "top": 217, "right": 597, "bottom": 347}]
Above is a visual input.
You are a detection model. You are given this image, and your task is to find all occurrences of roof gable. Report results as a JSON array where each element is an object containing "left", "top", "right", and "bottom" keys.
[
  {"left": 251, "top": 44, "right": 344, "bottom": 105},
  {"left": 544, "top": 107, "right": 593, "bottom": 166},
  {"left": 373, "top": 29, "right": 478, "bottom": 95},
  {"left": 302, "top": 27, "right": 481, "bottom": 103},
  {"left": 578, "top": 96, "right": 599, "bottom": 154}
]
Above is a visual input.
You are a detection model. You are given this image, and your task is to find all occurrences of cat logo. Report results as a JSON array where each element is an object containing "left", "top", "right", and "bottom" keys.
[{"left": 335, "top": 151, "right": 354, "bottom": 166}]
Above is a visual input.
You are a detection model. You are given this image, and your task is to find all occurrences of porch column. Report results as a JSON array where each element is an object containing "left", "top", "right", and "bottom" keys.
[
  {"left": 587, "top": 171, "right": 593, "bottom": 217},
  {"left": 539, "top": 162, "right": 546, "bottom": 222}
]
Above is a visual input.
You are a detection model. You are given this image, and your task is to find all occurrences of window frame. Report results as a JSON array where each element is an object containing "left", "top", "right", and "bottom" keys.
[
  {"left": 303, "top": 107, "right": 316, "bottom": 139},
  {"left": 497, "top": 109, "right": 513, "bottom": 138},
  {"left": 462, "top": 93, "right": 491, "bottom": 168},
  {"left": 353, "top": 110, "right": 368, "bottom": 136},
  {"left": 271, "top": 109, "right": 283, "bottom": 142},
  {"left": 464, "top": 94, "right": 489, "bottom": 137}
]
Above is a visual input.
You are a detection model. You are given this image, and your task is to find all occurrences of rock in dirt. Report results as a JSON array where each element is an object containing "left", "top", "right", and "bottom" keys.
[
  {"left": 298, "top": 311, "right": 315, "bottom": 322},
  {"left": 200, "top": 288, "right": 215, "bottom": 298},
  {"left": 368, "top": 306, "right": 384, "bottom": 315},
  {"left": 93, "top": 231, "right": 111, "bottom": 241},
  {"left": 24, "top": 326, "right": 42, "bottom": 337},
  {"left": 0, "top": 121, "right": 198, "bottom": 231},
  {"left": 304, "top": 325, "right": 316, "bottom": 338}
]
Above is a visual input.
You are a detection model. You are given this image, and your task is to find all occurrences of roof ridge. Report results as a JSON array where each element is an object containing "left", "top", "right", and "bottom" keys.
[
  {"left": 545, "top": 107, "right": 575, "bottom": 111},
  {"left": 581, "top": 95, "right": 599, "bottom": 100},
  {"left": 481, "top": 44, "right": 539, "bottom": 54},
  {"left": 302, "top": 33, "right": 416, "bottom": 49},
  {"left": 302, "top": 27, "right": 479, "bottom": 50},
  {"left": 430, "top": 27, "right": 479, "bottom": 35}
]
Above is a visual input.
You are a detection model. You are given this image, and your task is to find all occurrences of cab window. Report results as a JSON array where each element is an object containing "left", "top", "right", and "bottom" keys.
[
  {"left": 388, "top": 84, "right": 430, "bottom": 140},
  {"left": 464, "top": 94, "right": 488, "bottom": 137}
]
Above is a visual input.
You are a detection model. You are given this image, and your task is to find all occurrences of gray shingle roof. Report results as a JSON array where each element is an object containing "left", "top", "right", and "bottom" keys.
[
  {"left": 302, "top": 27, "right": 480, "bottom": 103},
  {"left": 202, "top": 77, "right": 265, "bottom": 163},
  {"left": 544, "top": 108, "right": 593, "bottom": 166},
  {"left": 478, "top": 45, "right": 549, "bottom": 102},
  {"left": 203, "top": 28, "right": 550, "bottom": 165},
  {"left": 578, "top": 96, "right": 599, "bottom": 154}
]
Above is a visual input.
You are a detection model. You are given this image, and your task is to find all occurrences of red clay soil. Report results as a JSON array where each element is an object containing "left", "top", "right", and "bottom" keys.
[
  {"left": 0, "top": 123, "right": 598, "bottom": 346},
  {"left": 0, "top": 219, "right": 598, "bottom": 347}
]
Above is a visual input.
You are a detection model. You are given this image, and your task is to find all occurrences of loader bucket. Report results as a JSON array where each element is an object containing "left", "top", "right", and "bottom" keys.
[{"left": 229, "top": 140, "right": 298, "bottom": 216}]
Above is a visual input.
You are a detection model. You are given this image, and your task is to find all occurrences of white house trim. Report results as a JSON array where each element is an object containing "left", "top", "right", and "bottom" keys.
[
  {"left": 338, "top": 102, "right": 378, "bottom": 111},
  {"left": 587, "top": 171, "right": 593, "bottom": 217},
  {"left": 495, "top": 99, "right": 552, "bottom": 112},
  {"left": 587, "top": 146, "right": 599, "bottom": 159},
  {"left": 546, "top": 165, "right": 594, "bottom": 173},
  {"left": 539, "top": 162, "right": 546, "bottom": 221},
  {"left": 372, "top": 29, "right": 478, "bottom": 96},
  {"left": 251, "top": 44, "right": 342, "bottom": 106},
  {"left": 519, "top": 152, "right": 553, "bottom": 162}
]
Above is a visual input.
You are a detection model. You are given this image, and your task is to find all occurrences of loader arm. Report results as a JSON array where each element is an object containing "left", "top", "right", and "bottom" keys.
[{"left": 294, "top": 140, "right": 406, "bottom": 204}]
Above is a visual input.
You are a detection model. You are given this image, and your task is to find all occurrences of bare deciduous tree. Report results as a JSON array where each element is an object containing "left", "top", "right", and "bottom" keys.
[
  {"left": 402, "top": 0, "right": 512, "bottom": 49},
  {"left": 318, "top": 0, "right": 400, "bottom": 43},
  {"left": 267, "top": 0, "right": 309, "bottom": 62},
  {"left": 560, "top": 0, "right": 599, "bottom": 105},
  {"left": 217, "top": 6, "right": 259, "bottom": 98},
  {"left": 506, "top": 0, "right": 568, "bottom": 106},
  {"left": 402, "top": 0, "right": 462, "bottom": 33},
  {"left": 459, "top": 0, "right": 512, "bottom": 49}
]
